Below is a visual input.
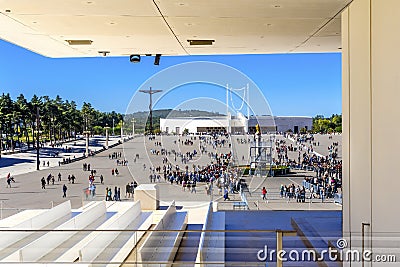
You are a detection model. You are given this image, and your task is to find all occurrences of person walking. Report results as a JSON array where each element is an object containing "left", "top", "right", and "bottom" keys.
[
  {"left": 223, "top": 187, "right": 230, "bottom": 201},
  {"left": 310, "top": 185, "right": 315, "bottom": 202},
  {"left": 114, "top": 186, "right": 118, "bottom": 201},
  {"left": 126, "top": 183, "right": 130, "bottom": 198},
  {"left": 6, "top": 178, "right": 11, "bottom": 188},
  {"left": 191, "top": 180, "right": 197, "bottom": 193},
  {"left": 262, "top": 187, "right": 267, "bottom": 200},
  {"left": 320, "top": 187, "right": 325, "bottom": 203},
  {"left": 62, "top": 184, "right": 67, "bottom": 198},
  {"left": 91, "top": 184, "right": 96, "bottom": 197},
  {"left": 41, "top": 177, "right": 46, "bottom": 189},
  {"left": 117, "top": 188, "right": 121, "bottom": 201}
]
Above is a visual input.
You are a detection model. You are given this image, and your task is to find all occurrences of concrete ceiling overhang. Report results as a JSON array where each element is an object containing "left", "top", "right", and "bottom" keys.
[{"left": 0, "top": 0, "right": 352, "bottom": 58}]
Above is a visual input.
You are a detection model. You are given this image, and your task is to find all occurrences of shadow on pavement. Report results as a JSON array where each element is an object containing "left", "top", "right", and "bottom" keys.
[{"left": 0, "top": 157, "right": 35, "bottom": 168}]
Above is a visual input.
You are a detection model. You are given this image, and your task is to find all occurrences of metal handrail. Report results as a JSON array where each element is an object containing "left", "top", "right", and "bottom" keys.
[
  {"left": 0, "top": 229, "right": 296, "bottom": 233},
  {"left": 362, "top": 222, "right": 371, "bottom": 267}
]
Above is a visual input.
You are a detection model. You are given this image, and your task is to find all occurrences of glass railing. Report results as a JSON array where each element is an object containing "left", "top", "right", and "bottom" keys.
[
  {"left": 0, "top": 228, "right": 347, "bottom": 266},
  {"left": 0, "top": 228, "right": 397, "bottom": 265}
]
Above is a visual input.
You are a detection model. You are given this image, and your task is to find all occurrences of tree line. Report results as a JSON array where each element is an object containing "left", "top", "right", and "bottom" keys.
[
  {"left": 0, "top": 93, "right": 123, "bottom": 151},
  {"left": 312, "top": 114, "right": 342, "bottom": 133}
]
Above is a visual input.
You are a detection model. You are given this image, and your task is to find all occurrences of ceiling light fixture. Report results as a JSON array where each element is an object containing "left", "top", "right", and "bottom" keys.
[
  {"left": 66, "top": 40, "right": 93, "bottom": 45},
  {"left": 187, "top": 39, "right": 215, "bottom": 46}
]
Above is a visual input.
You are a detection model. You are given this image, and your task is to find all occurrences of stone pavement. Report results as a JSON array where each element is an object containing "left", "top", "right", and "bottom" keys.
[
  {"left": 0, "top": 135, "right": 229, "bottom": 217},
  {"left": 0, "top": 134, "right": 341, "bottom": 218}
]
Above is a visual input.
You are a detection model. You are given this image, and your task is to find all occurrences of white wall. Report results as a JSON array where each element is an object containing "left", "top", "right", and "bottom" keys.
[
  {"left": 274, "top": 117, "right": 313, "bottom": 132},
  {"left": 343, "top": 0, "right": 400, "bottom": 265},
  {"left": 160, "top": 118, "right": 229, "bottom": 133}
]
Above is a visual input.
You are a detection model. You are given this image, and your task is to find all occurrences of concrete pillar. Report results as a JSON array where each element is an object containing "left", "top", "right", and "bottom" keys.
[
  {"left": 105, "top": 127, "right": 109, "bottom": 149},
  {"left": 276, "top": 231, "right": 283, "bottom": 267},
  {"left": 120, "top": 121, "right": 123, "bottom": 143},
  {"left": 84, "top": 131, "right": 89, "bottom": 157},
  {"left": 135, "top": 184, "right": 159, "bottom": 210},
  {"left": 343, "top": 0, "right": 400, "bottom": 264}
]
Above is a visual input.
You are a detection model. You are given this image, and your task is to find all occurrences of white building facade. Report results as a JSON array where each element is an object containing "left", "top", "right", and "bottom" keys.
[{"left": 160, "top": 115, "right": 312, "bottom": 134}]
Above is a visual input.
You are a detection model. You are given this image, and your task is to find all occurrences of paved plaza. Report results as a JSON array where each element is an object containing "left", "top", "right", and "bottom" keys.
[
  {"left": 0, "top": 136, "right": 121, "bottom": 178},
  {"left": 0, "top": 133, "right": 342, "bottom": 218}
]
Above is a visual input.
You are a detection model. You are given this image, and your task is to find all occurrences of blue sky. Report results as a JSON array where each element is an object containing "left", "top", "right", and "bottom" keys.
[{"left": 0, "top": 39, "right": 341, "bottom": 117}]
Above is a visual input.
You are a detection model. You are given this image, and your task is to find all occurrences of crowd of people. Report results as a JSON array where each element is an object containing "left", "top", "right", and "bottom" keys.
[
  {"left": 140, "top": 133, "right": 247, "bottom": 202},
  {"left": 279, "top": 184, "right": 307, "bottom": 202},
  {"left": 271, "top": 133, "right": 342, "bottom": 203},
  {"left": 3, "top": 130, "right": 343, "bottom": 208}
]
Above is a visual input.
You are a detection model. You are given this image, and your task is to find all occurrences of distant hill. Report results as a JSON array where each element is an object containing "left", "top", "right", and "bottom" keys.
[{"left": 124, "top": 109, "right": 223, "bottom": 133}]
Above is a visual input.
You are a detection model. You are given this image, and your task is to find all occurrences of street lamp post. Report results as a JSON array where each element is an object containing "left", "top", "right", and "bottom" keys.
[
  {"left": 120, "top": 120, "right": 124, "bottom": 143},
  {"left": 83, "top": 116, "right": 90, "bottom": 157},
  {"left": 36, "top": 107, "right": 40, "bottom": 170},
  {"left": 131, "top": 118, "right": 135, "bottom": 137},
  {"left": 105, "top": 124, "right": 110, "bottom": 149},
  {"left": 112, "top": 118, "right": 115, "bottom": 136},
  {"left": 83, "top": 130, "right": 90, "bottom": 157}
]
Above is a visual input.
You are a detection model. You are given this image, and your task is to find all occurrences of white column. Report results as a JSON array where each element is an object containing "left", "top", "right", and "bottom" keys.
[
  {"left": 105, "top": 127, "right": 109, "bottom": 149},
  {"left": 120, "top": 121, "right": 123, "bottom": 143},
  {"left": 226, "top": 84, "right": 230, "bottom": 133},
  {"left": 85, "top": 132, "right": 89, "bottom": 157},
  {"left": 342, "top": 0, "right": 372, "bottom": 255},
  {"left": 343, "top": 0, "right": 400, "bottom": 264},
  {"left": 246, "top": 83, "right": 250, "bottom": 118}
]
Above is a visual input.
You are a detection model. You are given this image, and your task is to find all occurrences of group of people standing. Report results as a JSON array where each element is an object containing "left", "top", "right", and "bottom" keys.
[
  {"left": 125, "top": 181, "right": 138, "bottom": 198},
  {"left": 279, "top": 184, "right": 307, "bottom": 202},
  {"left": 105, "top": 186, "right": 121, "bottom": 201}
]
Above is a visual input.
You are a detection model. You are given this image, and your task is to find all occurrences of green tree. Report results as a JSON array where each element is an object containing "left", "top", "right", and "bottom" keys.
[
  {"left": 0, "top": 93, "right": 123, "bottom": 151},
  {"left": 312, "top": 114, "right": 342, "bottom": 133}
]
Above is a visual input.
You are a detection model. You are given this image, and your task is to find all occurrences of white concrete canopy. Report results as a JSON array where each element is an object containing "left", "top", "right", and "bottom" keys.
[{"left": 0, "top": 0, "right": 351, "bottom": 57}]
